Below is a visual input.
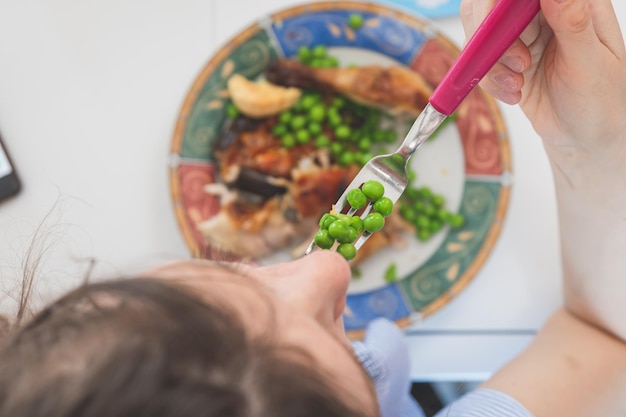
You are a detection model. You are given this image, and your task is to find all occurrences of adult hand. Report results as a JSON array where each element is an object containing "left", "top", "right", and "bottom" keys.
[{"left": 461, "top": 0, "right": 626, "bottom": 159}]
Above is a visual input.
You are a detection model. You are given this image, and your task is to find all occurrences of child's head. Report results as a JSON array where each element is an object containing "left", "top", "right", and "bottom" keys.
[{"left": 0, "top": 251, "right": 378, "bottom": 417}]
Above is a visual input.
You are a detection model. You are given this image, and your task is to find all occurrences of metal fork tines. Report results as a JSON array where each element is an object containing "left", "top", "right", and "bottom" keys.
[{"left": 304, "top": 103, "right": 447, "bottom": 255}]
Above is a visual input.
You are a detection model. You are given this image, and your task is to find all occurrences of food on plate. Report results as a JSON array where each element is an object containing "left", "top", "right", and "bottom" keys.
[
  {"left": 265, "top": 58, "right": 431, "bottom": 117},
  {"left": 227, "top": 74, "right": 301, "bottom": 118},
  {"left": 384, "top": 262, "right": 398, "bottom": 283},
  {"left": 397, "top": 185, "right": 465, "bottom": 242},
  {"left": 347, "top": 13, "right": 365, "bottom": 30},
  {"left": 197, "top": 48, "right": 462, "bottom": 268}
]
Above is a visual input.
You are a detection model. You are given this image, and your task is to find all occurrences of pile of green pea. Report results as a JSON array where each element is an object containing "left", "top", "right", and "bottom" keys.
[
  {"left": 271, "top": 89, "right": 398, "bottom": 167},
  {"left": 313, "top": 180, "right": 393, "bottom": 260},
  {"left": 398, "top": 185, "right": 465, "bottom": 242},
  {"left": 288, "top": 44, "right": 401, "bottom": 166}
]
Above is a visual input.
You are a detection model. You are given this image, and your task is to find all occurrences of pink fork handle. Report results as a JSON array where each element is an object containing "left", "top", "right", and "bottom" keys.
[{"left": 429, "top": 0, "right": 541, "bottom": 116}]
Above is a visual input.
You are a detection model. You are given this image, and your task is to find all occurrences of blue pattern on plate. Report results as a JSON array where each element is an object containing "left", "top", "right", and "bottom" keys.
[
  {"left": 270, "top": 10, "right": 427, "bottom": 65},
  {"left": 344, "top": 284, "right": 412, "bottom": 330},
  {"left": 373, "top": 0, "right": 462, "bottom": 19}
]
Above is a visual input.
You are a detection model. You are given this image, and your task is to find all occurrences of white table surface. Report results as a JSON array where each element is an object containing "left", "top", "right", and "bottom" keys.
[{"left": 0, "top": 0, "right": 623, "bottom": 382}]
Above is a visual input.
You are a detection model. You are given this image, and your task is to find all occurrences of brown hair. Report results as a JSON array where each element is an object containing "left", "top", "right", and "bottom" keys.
[{"left": 0, "top": 278, "right": 372, "bottom": 417}]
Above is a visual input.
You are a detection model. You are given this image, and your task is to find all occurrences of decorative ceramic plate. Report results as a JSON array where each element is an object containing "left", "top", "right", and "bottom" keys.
[{"left": 169, "top": 1, "right": 511, "bottom": 338}]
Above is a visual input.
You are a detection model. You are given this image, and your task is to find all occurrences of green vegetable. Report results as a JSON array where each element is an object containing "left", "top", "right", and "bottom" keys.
[
  {"left": 429, "top": 219, "right": 444, "bottom": 233},
  {"left": 422, "top": 204, "right": 436, "bottom": 217},
  {"left": 347, "top": 188, "right": 367, "bottom": 210},
  {"left": 295, "top": 129, "right": 310, "bottom": 144},
  {"left": 308, "top": 121, "right": 322, "bottom": 135},
  {"left": 384, "top": 129, "right": 397, "bottom": 143},
  {"left": 363, "top": 212, "right": 385, "bottom": 233},
  {"left": 413, "top": 201, "right": 426, "bottom": 214},
  {"left": 282, "top": 134, "right": 296, "bottom": 148},
  {"left": 384, "top": 263, "right": 398, "bottom": 282},
  {"left": 416, "top": 186, "right": 432, "bottom": 200},
  {"left": 399, "top": 204, "right": 416, "bottom": 222},
  {"left": 279, "top": 111, "right": 292, "bottom": 124},
  {"left": 335, "top": 125, "right": 351, "bottom": 140},
  {"left": 337, "top": 243, "right": 357, "bottom": 260},
  {"left": 227, "top": 102, "right": 239, "bottom": 118},
  {"left": 330, "top": 142, "right": 343, "bottom": 156},
  {"left": 373, "top": 130, "right": 386, "bottom": 142},
  {"left": 348, "top": 13, "right": 364, "bottom": 30},
  {"left": 358, "top": 138, "right": 372, "bottom": 152},
  {"left": 448, "top": 213, "right": 465, "bottom": 229},
  {"left": 432, "top": 194, "right": 445, "bottom": 208},
  {"left": 349, "top": 216, "right": 364, "bottom": 234},
  {"left": 417, "top": 229, "right": 431, "bottom": 242},
  {"left": 362, "top": 180, "right": 384, "bottom": 202},
  {"left": 328, "top": 220, "right": 352, "bottom": 242},
  {"left": 373, "top": 197, "right": 394, "bottom": 217},
  {"left": 309, "top": 58, "right": 324, "bottom": 68},
  {"left": 327, "top": 106, "right": 340, "bottom": 118},
  {"left": 290, "top": 115, "right": 307, "bottom": 130},
  {"left": 297, "top": 46, "right": 311, "bottom": 62},
  {"left": 415, "top": 215, "right": 430, "bottom": 230},
  {"left": 346, "top": 227, "right": 358, "bottom": 243},
  {"left": 327, "top": 111, "right": 342, "bottom": 128},
  {"left": 273, "top": 124, "right": 287, "bottom": 137},
  {"left": 301, "top": 94, "right": 318, "bottom": 109},
  {"left": 312, "top": 45, "right": 327, "bottom": 58},
  {"left": 323, "top": 56, "right": 339, "bottom": 68},
  {"left": 314, "top": 229, "right": 334, "bottom": 249},
  {"left": 436, "top": 208, "right": 449, "bottom": 222},
  {"left": 309, "top": 105, "right": 325, "bottom": 122},
  {"left": 359, "top": 153, "right": 374, "bottom": 165},
  {"left": 336, "top": 213, "right": 352, "bottom": 223},
  {"left": 315, "top": 134, "right": 331, "bottom": 148},
  {"left": 319, "top": 213, "right": 337, "bottom": 229},
  {"left": 338, "top": 152, "right": 355, "bottom": 167}
]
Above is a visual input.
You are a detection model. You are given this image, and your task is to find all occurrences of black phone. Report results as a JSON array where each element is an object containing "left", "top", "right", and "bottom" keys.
[{"left": 0, "top": 133, "right": 21, "bottom": 202}]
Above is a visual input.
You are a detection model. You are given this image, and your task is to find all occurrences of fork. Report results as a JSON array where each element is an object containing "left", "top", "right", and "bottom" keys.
[{"left": 305, "top": 0, "right": 541, "bottom": 255}]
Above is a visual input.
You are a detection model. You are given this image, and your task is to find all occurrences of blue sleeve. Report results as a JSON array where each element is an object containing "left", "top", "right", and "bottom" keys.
[
  {"left": 433, "top": 388, "right": 535, "bottom": 417},
  {"left": 352, "top": 318, "right": 426, "bottom": 417}
]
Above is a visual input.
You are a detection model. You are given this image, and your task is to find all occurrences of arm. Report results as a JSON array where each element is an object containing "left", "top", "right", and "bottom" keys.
[
  {"left": 481, "top": 308, "right": 626, "bottom": 417},
  {"left": 553, "top": 145, "right": 626, "bottom": 342},
  {"left": 533, "top": 0, "right": 626, "bottom": 343},
  {"left": 458, "top": 0, "right": 626, "bottom": 415},
  {"left": 461, "top": 0, "right": 626, "bottom": 345},
  {"left": 461, "top": 0, "right": 626, "bottom": 338}
]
